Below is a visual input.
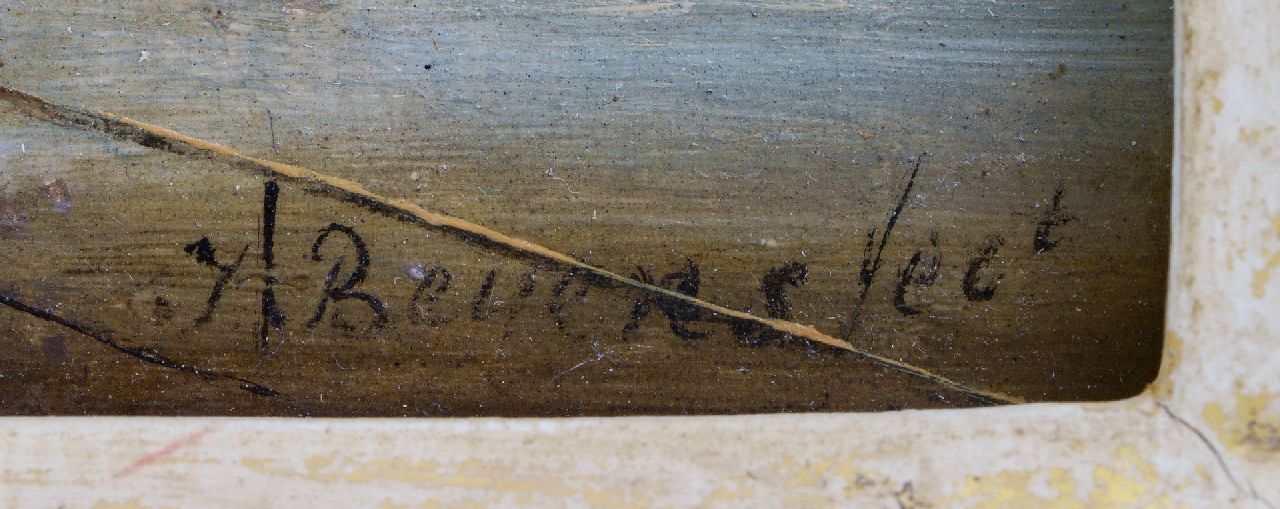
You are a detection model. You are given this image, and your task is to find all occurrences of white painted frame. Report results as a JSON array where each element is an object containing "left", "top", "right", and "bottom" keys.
[{"left": 2, "top": 1, "right": 1277, "bottom": 507}]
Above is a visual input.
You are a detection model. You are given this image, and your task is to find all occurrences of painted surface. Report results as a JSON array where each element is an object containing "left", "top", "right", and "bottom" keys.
[
  {"left": 0, "top": 0, "right": 1277, "bottom": 507},
  {"left": 0, "top": 0, "right": 1170, "bottom": 414}
]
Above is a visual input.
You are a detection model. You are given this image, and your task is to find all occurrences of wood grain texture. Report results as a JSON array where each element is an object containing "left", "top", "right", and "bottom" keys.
[{"left": 0, "top": 0, "right": 1171, "bottom": 415}]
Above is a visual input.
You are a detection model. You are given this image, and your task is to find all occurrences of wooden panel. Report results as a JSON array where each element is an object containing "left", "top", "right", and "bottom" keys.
[{"left": 0, "top": 0, "right": 1171, "bottom": 415}]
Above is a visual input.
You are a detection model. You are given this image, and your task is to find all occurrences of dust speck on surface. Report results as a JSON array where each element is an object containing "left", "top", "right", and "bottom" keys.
[
  {"left": 1049, "top": 63, "right": 1069, "bottom": 80},
  {"left": 41, "top": 178, "right": 72, "bottom": 213}
]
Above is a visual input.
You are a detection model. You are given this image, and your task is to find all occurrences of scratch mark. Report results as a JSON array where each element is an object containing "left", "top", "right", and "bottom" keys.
[
  {"left": 0, "top": 85, "right": 1022, "bottom": 405},
  {"left": 0, "top": 291, "right": 280, "bottom": 398},
  {"left": 266, "top": 108, "right": 279, "bottom": 155},
  {"left": 553, "top": 342, "right": 655, "bottom": 386},
  {"left": 112, "top": 427, "right": 213, "bottom": 478},
  {"left": 1157, "top": 401, "right": 1276, "bottom": 509}
]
